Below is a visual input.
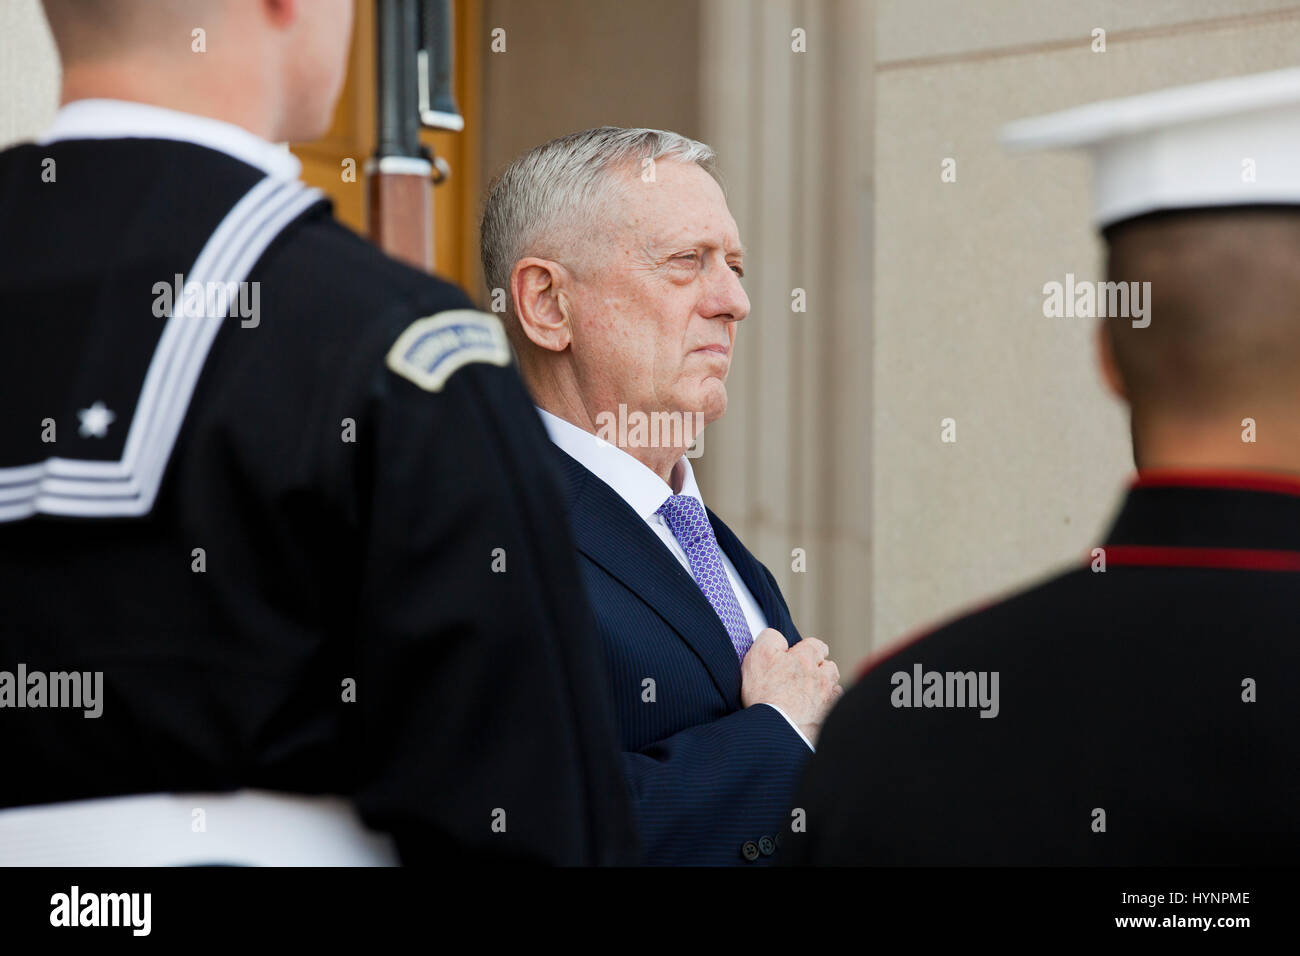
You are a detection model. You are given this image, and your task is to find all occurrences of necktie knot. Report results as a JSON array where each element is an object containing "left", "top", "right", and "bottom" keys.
[{"left": 656, "top": 494, "right": 713, "bottom": 550}]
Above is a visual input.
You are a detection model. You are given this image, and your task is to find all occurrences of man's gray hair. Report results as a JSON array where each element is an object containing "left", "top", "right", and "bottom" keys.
[{"left": 480, "top": 127, "right": 720, "bottom": 320}]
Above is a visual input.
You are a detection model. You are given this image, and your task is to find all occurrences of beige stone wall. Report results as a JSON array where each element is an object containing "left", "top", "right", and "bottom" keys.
[
  {"left": 479, "top": 0, "right": 703, "bottom": 165},
  {"left": 872, "top": 1, "right": 1300, "bottom": 656},
  {"left": 0, "top": 0, "right": 59, "bottom": 148},
  {"left": 477, "top": 0, "right": 702, "bottom": 211}
]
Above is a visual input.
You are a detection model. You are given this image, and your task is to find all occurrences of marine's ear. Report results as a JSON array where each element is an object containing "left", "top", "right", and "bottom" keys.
[
  {"left": 510, "top": 257, "right": 573, "bottom": 353},
  {"left": 1096, "top": 318, "right": 1128, "bottom": 402}
]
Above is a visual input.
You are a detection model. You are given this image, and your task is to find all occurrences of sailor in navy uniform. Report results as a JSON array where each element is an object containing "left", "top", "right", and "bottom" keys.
[
  {"left": 0, "top": 97, "right": 636, "bottom": 864},
  {"left": 787, "top": 68, "right": 1300, "bottom": 866}
]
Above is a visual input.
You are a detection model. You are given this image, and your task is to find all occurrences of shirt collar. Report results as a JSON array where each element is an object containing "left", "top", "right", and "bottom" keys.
[
  {"left": 37, "top": 99, "right": 302, "bottom": 181},
  {"left": 537, "top": 407, "right": 704, "bottom": 520}
]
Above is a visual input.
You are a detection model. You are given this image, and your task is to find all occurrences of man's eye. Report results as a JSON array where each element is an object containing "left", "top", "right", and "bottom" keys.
[
  {"left": 730, "top": 264, "right": 745, "bottom": 278},
  {"left": 673, "top": 254, "right": 699, "bottom": 264}
]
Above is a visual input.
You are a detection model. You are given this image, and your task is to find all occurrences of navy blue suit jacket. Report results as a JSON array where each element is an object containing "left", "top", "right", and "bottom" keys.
[{"left": 553, "top": 446, "right": 813, "bottom": 865}]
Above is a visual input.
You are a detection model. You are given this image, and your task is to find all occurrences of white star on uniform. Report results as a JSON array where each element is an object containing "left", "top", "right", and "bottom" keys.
[{"left": 77, "top": 401, "right": 116, "bottom": 438}]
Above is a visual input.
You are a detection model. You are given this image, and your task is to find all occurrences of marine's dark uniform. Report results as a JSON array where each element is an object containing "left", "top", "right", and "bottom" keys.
[
  {"left": 787, "top": 473, "right": 1300, "bottom": 865},
  {"left": 0, "top": 135, "right": 637, "bottom": 864}
]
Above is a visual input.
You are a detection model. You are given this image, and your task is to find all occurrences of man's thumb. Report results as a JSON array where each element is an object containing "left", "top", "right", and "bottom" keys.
[{"left": 752, "top": 628, "right": 787, "bottom": 653}]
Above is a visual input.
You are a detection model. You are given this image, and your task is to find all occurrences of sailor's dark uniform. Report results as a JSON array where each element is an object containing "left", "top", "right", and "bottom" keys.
[
  {"left": 787, "top": 474, "right": 1300, "bottom": 865},
  {"left": 0, "top": 114, "right": 637, "bottom": 865}
]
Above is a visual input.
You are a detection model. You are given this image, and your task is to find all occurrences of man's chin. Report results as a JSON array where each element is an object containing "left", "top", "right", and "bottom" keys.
[{"left": 691, "top": 386, "right": 728, "bottom": 429}]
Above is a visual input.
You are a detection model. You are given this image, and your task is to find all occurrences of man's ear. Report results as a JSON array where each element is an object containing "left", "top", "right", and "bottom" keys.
[
  {"left": 1096, "top": 318, "right": 1128, "bottom": 402},
  {"left": 511, "top": 257, "right": 573, "bottom": 353}
]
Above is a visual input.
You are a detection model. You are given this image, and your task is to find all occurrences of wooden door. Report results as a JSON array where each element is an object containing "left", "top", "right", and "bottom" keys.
[{"left": 290, "top": 0, "right": 483, "bottom": 292}]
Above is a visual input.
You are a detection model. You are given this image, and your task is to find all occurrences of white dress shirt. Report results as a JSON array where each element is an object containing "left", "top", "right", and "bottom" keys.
[
  {"left": 37, "top": 98, "right": 302, "bottom": 181},
  {"left": 538, "top": 408, "right": 814, "bottom": 751}
]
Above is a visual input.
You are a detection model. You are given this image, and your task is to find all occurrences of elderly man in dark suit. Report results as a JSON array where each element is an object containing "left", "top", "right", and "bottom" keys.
[{"left": 481, "top": 127, "right": 843, "bottom": 865}]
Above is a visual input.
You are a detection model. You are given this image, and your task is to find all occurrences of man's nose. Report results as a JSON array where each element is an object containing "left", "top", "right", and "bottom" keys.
[{"left": 703, "top": 263, "right": 750, "bottom": 322}]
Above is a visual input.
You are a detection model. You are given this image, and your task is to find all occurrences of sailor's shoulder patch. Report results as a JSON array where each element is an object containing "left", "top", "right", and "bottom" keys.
[{"left": 385, "top": 309, "right": 512, "bottom": 393}]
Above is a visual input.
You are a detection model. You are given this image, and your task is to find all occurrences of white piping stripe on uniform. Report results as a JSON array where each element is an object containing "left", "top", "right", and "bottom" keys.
[
  {"left": 0, "top": 177, "right": 290, "bottom": 495},
  {"left": 114, "top": 184, "right": 315, "bottom": 497},
  {"left": 0, "top": 178, "right": 290, "bottom": 496},
  {"left": 1, "top": 189, "right": 292, "bottom": 513},
  {"left": 42, "top": 184, "right": 323, "bottom": 515},
  {"left": 91, "top": 178, "right": 295, "bottom": 480},
  {"left": 0, "top": 178, "right": 324, "bottom": 522},
  {"left": 115, "top": 187, "right": 323, "bottom": 514},
  {"left": 0, "top": 183, "right": 312, "bottom": 518}
]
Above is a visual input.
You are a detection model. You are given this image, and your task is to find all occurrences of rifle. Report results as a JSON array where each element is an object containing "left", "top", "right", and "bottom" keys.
[{"left": 366, "top": 0, "right": 464, "bottom": 273}]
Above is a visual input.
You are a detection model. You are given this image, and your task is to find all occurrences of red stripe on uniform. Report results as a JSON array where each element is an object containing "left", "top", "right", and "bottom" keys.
[
  {"left": 1133, "top": 470, "right": 1300, "bottom": 497},
  {"left": 1104, "top": 544, "right": 1300, "bottom": 571}
]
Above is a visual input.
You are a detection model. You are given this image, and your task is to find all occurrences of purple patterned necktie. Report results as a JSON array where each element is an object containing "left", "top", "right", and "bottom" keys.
[{"left": 656, "top": 494, "right": 754, "bottom": 661}]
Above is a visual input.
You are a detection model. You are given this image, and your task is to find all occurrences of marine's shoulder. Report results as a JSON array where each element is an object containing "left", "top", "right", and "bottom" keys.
[
  {"left": 850, "top": 563, "right": 1100, "bottom": 695},
  {"left": 0, "top": 141, "right": 36, "bottom": 171}
]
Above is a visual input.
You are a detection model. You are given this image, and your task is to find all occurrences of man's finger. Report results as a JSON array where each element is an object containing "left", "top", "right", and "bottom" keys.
[{"left": 794, "top": 637, "right": 829, "bottom": 662}]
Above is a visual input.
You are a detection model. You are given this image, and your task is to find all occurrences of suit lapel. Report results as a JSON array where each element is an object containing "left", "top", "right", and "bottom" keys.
[{"left": 553, "top": 447, "right": 743, "bottom": 705}]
